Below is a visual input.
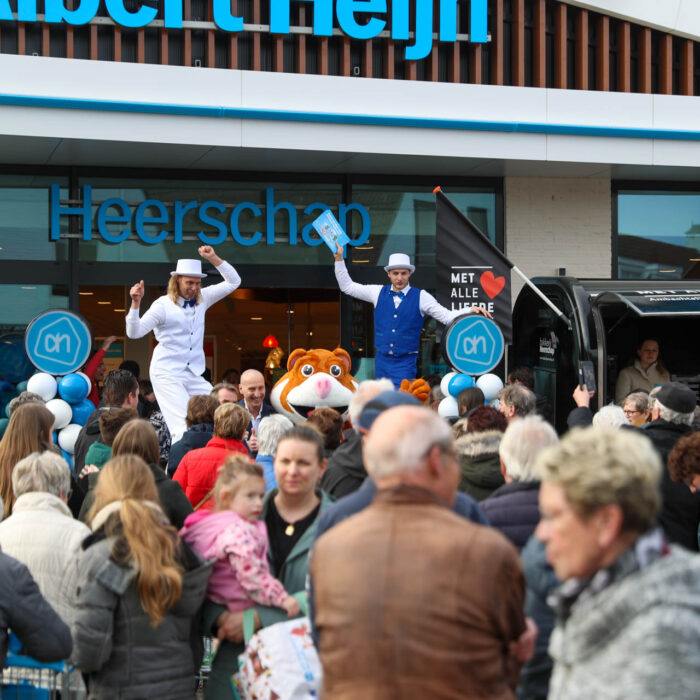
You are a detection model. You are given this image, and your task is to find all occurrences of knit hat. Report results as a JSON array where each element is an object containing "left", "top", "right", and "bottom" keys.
[{"left": 655, "top": 382, "right": 697, "bottom": 414}]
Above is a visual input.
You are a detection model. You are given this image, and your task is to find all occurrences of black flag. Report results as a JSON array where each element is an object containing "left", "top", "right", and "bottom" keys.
[{"left": 435, "top": 188, "right": 513, "bottom": 343}]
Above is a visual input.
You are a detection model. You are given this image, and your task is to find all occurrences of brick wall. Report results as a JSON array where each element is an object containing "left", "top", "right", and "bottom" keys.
[{"left": 504, "top": 177, "right": 612, "bottom": 304}]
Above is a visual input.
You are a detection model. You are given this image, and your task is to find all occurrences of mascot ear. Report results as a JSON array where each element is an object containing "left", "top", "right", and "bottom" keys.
[
  {"left": 287, "top": 349, "right": 308, "bottom": 371},
  {"left": 332, "top": 347, "right": 352, "bottom": 372}
]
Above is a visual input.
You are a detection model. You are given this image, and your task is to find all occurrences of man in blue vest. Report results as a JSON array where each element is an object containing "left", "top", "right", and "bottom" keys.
[{"left": 333, "top": 246, "right": 491, "bottom": 388}]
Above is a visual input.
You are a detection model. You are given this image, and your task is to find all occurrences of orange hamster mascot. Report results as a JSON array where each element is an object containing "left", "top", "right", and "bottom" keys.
[{"left": 270, "top": 348, "right": 358, "bottom": 424}]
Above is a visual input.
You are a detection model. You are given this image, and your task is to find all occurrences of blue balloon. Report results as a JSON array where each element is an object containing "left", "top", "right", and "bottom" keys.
[
  {"left": 58, "top": 373, "right": 90, "bottom": 405},
  {"left": 0, "top": 334, "right": 35, "bottom": 384},
  {"left": 71, "top": 399, "right": 95, "bottom": 426},
  {"left": 0, "top": 417, "right": 8, "bottom": 439},
  {"left": 53, "top": 430, "right": 58, "bottom": 443},
  {"left": 3, "top": 403, "right": 10, "bottom": 419},
  {"left": 61, "top": 449, "right": 73, "bottom": 470},
  {"left": 16, "top": 381, "right": 28, "bottom": 393},
  {"left": 448, "top": 373, "right": 476, "bottom": 398},
  {"left": 0, "top": 380, "right": 13, "bottom": 393}
]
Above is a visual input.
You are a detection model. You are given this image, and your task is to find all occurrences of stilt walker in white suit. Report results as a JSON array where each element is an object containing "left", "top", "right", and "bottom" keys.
[{"left": 126, "top": 246, "right": 241, "bottom": 442}]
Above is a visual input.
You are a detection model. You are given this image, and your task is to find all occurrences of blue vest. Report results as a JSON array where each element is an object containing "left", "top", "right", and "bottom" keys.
[{"left": 374, "top": 286, "right": 423, "bottom": 356}]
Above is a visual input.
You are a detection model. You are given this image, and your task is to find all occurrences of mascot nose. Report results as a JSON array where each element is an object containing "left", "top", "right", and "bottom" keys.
[{"left": 315, "top": 376, "right": 331, "bottom": 399}]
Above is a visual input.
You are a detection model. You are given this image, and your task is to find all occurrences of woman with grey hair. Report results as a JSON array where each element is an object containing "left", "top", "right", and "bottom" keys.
[
  {"left": 0, "top": 451, "right": 91, "bottom": 629},
  {"left": 256, "top": 414, "right": 294, "bottom": 491},
  {"left": 536, "top": 426, "right": 700, "bottom": 700},
  {"left": 621, "top": 391, "right": 651, "bottom": 427}
]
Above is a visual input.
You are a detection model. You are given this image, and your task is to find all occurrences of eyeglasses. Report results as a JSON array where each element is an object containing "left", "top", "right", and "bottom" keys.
[{"left": 623, "top": 409, "right": 641, "bottom": 416}]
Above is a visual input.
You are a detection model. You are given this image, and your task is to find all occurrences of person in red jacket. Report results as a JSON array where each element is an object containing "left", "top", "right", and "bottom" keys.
[
  {"left": 173, "top": 403, "right": 250, "bottom": 509},
  {"left": 82, "top": 335, "right": 118, "bottom": 407}
]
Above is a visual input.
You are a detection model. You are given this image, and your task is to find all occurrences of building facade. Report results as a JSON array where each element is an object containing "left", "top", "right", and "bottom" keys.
[{"left": 0, "top": 0, "right": 698, "bottom": 379}]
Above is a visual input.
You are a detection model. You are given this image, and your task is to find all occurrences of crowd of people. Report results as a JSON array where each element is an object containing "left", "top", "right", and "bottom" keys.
[
  {"left": 1, "top": 321, "right": 699, "bottom": 699},
  {"left": 0, "top": 254, "right": 700, "bottom": 700}
]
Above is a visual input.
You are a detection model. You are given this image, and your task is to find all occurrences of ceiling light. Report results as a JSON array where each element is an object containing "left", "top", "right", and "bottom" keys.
[
  {"left": 659, "top": 269, "right": 676, "bottom": 273},
  {"left": 355, "top": 246, "right": 374, "bottom": 250},
  {"left": 79, "top": 291, "right": 93, "bottom": 296},
  {"left": 113, "top": 308, "right": 126, "bottom": 312},
  {"left": 21, "top": 286, "right": 36, "bottom": 290},
  {"left": 250, "top": 317, "right": 262, "bottom": 320},
  {"left": 352, "top": 259, "right": 370, "bottom": 263},
  {"left": 97, "top": 301, "right": 111, "bottom": 305}
]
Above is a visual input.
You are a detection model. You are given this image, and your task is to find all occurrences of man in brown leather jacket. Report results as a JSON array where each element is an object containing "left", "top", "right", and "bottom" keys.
[{"left": 310, "top": 405, "right": 531, "bottom": 699}]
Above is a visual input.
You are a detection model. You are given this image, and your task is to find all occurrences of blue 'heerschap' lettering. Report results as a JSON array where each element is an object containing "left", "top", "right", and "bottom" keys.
[
  {"left": 265, "top": 188, "right": 297, "bottom": 245},
  {"left": 173, "top": 200, "right": 198, "bottom": 244},
  {"left": 45, "top": 0, "right": 99, "bottom": 24},
  {"left": 105, "top": 0, "right": 156, "bottom": 27},
  {"left": 213, "top": 0, "right": 243, "bottom": 31},
  {"left": 301, "top": 203, "right": 330, "bottom": 246},
  {"left": 339, "top": 203, "right": 371, "bottom": 246},
  {"left": 96, "top": 198, "right": 131, "bottom": 243},
  {"left": 50, "top": 184, "right": 92, "bottom": 241},
  {"left": 198, "top": 201, "right": 228, "bottom": 245},
  {"left": 470, "top": 0, "right": 487, "bottom": 43},
  {"left": 134, "top": 200, "right": 169, "bottom": 244},
  {"left": 270, "top": 0, "right": 333, "bottom": 36},
  {"left": 163, "top": 0, "right": 183, "bottom": 28},
  {"left": 438, "top": 0, "right": 458, "bottom": 41},
  {"left": 231, "top": 202, "right": 262, "bottom": 246},
  {"left": 336, "top": 0, "right": 386, "bottom": 40}
]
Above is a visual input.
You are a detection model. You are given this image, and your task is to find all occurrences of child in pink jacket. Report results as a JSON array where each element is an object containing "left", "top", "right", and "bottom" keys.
[{"left": 180, "top": 456, "right": 300, "bottom": 616}]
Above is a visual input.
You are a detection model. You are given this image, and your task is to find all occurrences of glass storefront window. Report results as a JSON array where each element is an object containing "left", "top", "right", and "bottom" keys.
[
  {"left": 0, "top": 284, "right": 69, "bottom": 328},
  {"left": 0, "top": 176, "right": 69, "bottom": 261},
  {"left": 617, "top": 190, "right": 700, "bottom": 279},
  {"left": 346, "top": 185, "right": 498, "bottom": 268},
  {"left": 75, "top": 178, "right": 347, "bottom": 265}
]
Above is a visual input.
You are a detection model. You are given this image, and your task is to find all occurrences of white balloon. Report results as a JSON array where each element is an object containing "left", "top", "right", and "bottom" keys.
[
  {"left": 438, "top": 395, "right": 459, "bottom": 419},
  {"left": 489, "top": 398, "right": 500, "bottom": 411},
  {"left": 46, "top": 398, "right": 73, "bottom": 430},
  {"left": 75, "top": 372, "right": 92, "bottom": 399},
  {"left": 440, "top": 372, "right": 457, "bottom": 397},
  {"left": 57, "top": 423, "right": 82, "bottom": 455},
  {"left": 476, "top": 373, "right": 504, "bottom": 401},
  {"left": 27, "top": 373, "right": 58, "bottom": 402}
]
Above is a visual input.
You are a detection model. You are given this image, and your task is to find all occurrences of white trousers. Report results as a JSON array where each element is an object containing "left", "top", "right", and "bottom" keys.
[{"left": 150, "top": 367, "right": 213, "bottom": 443}]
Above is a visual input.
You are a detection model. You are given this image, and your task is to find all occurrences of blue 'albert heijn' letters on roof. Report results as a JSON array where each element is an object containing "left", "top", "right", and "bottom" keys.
[
  {"left": 25, "top": 310, "right": 93, "bottom": 376},
  {"left": 0, "top": 0, "right": 487, "bottom": 61},
  {"left": 444, "top": 315, "right": 504, "bottom": 376}
]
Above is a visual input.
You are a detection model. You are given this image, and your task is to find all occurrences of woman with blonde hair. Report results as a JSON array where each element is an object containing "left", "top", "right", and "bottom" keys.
[
  {"left": 72, "top": 454, "right": 211, "bottom": 699},
  {"left": 0, "top": 402, "right": 54, "bottom": 517}
]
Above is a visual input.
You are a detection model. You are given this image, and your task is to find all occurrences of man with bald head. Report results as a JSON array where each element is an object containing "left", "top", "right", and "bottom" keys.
[
  {"left": 310, "top": 405, "right": 529, "bottom": 699},
  {"left": 237, "top": 368, "right": 275, "bottom": 456}
]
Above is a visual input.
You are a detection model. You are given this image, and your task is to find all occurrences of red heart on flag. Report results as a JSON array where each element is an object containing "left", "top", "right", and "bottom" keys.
[{"left": 480, "top": 271, "right": 506, "bottom": 299}]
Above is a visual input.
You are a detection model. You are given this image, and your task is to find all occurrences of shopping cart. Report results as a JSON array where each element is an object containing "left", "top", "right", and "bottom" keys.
[{"left": 2, "top": 633, "right": 73, "bottom": 699}]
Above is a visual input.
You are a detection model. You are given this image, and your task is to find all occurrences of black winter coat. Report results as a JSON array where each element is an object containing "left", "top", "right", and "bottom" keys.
[
  {"left": 0, "top": 548, "right": 72, "bottom": 668},
  {"left": 166, "top": 423, "right": 214, "bottom": 477},
  {"left": 481, "top": 480, "right": 541, "bottom": 550},
  {"left": 643, "top": 420, "right": 699, "bottom": 551},
  {"left": 321, "top": 431, "right": 366, "bottom": 499}
]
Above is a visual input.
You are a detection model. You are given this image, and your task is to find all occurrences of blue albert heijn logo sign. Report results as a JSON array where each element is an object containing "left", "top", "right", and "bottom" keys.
[
  {"left": 25, "top": 310, "right": 93, "bottom": 376},
  {"left": 443, "top": 314, "right": 504, "bottom": 376}
]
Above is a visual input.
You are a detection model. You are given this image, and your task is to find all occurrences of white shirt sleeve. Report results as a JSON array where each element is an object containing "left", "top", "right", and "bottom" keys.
[
  {"left": 125, "top": 299, "right": 166, "bottom": 339},
  {"left": 334, "top": 261, "right": 383, "bottom": 307},
  {"left": 201, "top": 261, "right": 242, "bottom": 307},
  {"left": 419, "top": 289, "right": 472, "bottom": 325}
]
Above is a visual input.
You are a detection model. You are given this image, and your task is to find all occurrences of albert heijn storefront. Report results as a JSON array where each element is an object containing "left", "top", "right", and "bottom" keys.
[
  {"left": 0, "top": 168, "right": 501, "bottom": 378},
  {"left": 0, "top": 0, "right": 698, "bottom": 381}
]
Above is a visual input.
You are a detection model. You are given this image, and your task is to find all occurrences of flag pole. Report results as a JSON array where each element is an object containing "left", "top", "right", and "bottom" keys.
[{"left": 512, "top": 265, "right": 572, "bottom": 330}]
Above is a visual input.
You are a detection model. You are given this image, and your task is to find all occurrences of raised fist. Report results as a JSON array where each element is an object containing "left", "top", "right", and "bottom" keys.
[{"left": 130, "top": 280, "right": 145, "bottom": 305}]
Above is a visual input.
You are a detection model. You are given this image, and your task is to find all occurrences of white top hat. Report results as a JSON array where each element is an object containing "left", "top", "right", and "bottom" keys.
[
  {"left": 384, "top": 253, "right": 415, "bottom": 274},
  {"left": 170, "top": 259, "right": 208, "bottom": 278}
]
